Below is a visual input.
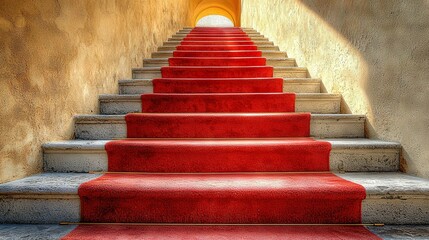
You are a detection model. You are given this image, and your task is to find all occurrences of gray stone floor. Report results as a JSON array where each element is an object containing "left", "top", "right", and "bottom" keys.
[
  {"left": 0, "top": 225, "right": 75, "bottom": 240},
  {"left": 0, "top": 224, "right": 428, "bottom": 239}
]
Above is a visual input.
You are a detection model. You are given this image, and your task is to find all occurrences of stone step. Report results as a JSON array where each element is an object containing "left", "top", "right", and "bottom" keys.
[
  {"left": 42, "top": 138, "right": 400, "bottom": 173},
  {"left": 0, "top": 224, "right": 428, "bottom": 239},
  {"left": 158, "top": 45, "right": 279, "bottom": 51},
  {"left": 178, "top": 29, "right": 259, "bottom": 34},
  {"left": 119, "top": 78, "right": 321, "bottom": 94},
  {"left": 152, "top": 50, "right": 288, "bottom": 58},
  {"left": 143, "top": 58, "right": 296, "bottom": 67},
  {"left": 0, "top": 172, "right": 427, "bottom": 224},
  {"left": 73, "top": 114, "right": 365, "bottom": 140},
  {"left": 98, "top": 93, "right": 341, "bottom": 114},
  {"left": 163, "top": 41, "right": 275, "bottom": 47},
  {"left": 132, "top": 67, "right": 309, "bottom": 79},
  {"left": 168, "top": 34, "right": 268, "bottom": 41}
]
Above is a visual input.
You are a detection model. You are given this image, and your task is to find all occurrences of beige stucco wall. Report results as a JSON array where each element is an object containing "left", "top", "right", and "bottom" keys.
[
  {"left": 0, "top": 0, "right": 193, "bottom": 183},
  {"left": 242, "top": 0, "right": 429, "bottom": 178}
]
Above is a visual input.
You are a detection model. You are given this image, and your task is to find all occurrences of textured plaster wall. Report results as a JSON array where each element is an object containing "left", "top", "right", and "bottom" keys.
[
  {"left": 0, "top": 0, "right": 193, "bottom": 183},
  {"left": 242, "top": 0, "right": 429, "bottom": 178}
]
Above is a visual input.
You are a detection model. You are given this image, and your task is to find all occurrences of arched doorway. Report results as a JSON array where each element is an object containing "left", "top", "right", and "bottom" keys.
[{"left": 191, "top": 0, "right": 241, "bottom": 27}]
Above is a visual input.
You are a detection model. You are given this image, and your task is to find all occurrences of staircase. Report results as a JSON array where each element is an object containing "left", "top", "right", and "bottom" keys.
[{"left": 0, "top": 27, "right": 428, "bottom": 239}]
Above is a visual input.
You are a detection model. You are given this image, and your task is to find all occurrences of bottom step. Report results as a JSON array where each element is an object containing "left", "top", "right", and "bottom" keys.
[
  {"left": 0, "top": 224, "right": 428, "bottom": 240},
  {"left": 0, "top": 173, "right": 428, "bottom": 224}
]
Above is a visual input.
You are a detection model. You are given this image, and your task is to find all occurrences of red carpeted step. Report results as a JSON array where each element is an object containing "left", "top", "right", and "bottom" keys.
[
  {"left": 191, "top": 29, "right": 245, "bottom": 33},
  {"left": 161, "top": 66, "right": 273, "bottom": 78},
  {"left": 153, "top": 78, "right": 283, "bottom": 93},
  {"left": 176, "top": 45, "right": 258, "bottom": 51},
  {"left": 185, "top": 33, "right": 249, "bottom": 37},
  {"left": 168, "top": 57, "right": 266, "bottom": 66},
  {"left": 62, "top": 225, "right": 381, "bottom": 240},
  {"left": 140, "top": 93, "right": 295, "bottom": 113},
  {"left": 180, "top": 41, "right": 254, "bottom": 46},
  {"left": 126, "top": 113, "right": 310, "bottom": 138},
  {"left": 106, "top": 138, "right": 331, "bottom": 172},
  {"left": 183, "top": 37, "right": 252, "bottom": 41},
  {"left": 78, "top": 173, "right": 365, "bottom": 223},
  {"left": 173, "top": 50, "right": 262, "bottom": 57}
]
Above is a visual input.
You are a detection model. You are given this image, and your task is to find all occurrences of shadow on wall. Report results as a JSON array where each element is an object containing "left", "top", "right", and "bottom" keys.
[
  {"left": 298, "top": 0, "right": 429, "bottom": 177},
  {"left": 241, "top": 0, "right": 429, "bottom": 178}
]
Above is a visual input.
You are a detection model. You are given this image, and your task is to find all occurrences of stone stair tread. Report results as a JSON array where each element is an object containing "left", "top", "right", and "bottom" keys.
[
  {"left": 144, "top": 57, "right": 294, "bottom": 61},
  {"left": 1, "top": 172, "right": 428, "bottom": 198},
  {"left": 132, "top": 66, "right": 307, "bottom": 71},
  {"left": 99, "top": 93, "right": 341, "bottom": 100},
  {"left": 74, "top": 113, "right": 365, "bottom": 122},
  {"left": 42, "top": 138, "right": 401, "bottom": 151},
  {"left": 42, "top": 138, "right": 400, "bottom": 173},
  {"left": 119, "top": 77, "right": 321, "bottom": 84},
  {"left": 154, "top": 50, "right": 287, "bottom": 54},
  {"left": 1, "top": 172, "right": 427, "bottom": 224}
]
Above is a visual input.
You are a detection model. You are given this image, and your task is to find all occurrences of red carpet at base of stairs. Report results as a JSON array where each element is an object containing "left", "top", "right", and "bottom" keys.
[
  {"left": 172, "top": 50, "right": 263, "bottom": 57},
  {"left": 168, "top": 57, "right": 266, "bottom": 66},
  {"left": 78, "top": 173, "right": 365, "bottom": 224},
  {"left": 62, "top": 225, "right": 381, "bottom": 240},
  {"left": 153, "top": 78, "right": 283, "bottom": 93},
  {"left": 106, "top": 138, "right": 331, "bottom": 172},
  {"left": 161, "top": 66, "right": 273, "bottom": 78},
  {"left": 140, "top": 93, "right": 295, "bottom": 113},
  {"left": 125, "top": 113, "right": 310, "bottom": 138}
]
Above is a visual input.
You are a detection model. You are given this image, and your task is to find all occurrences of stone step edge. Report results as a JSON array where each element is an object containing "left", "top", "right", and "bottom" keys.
[
  {"left": 74, "top": 113, "right": 365, "bottom": 124},
  {"left": 0, "top": 172, "right": 428, "bottom": 224},
  {"left": 144, "top": 57, "right": 295, "bottom": 62},
  {"left": 117, "top": 78, "right": 322, "bottom": 94},
  {"left": 72, "top": 114, "right": 366, "bottom": 139},
  {"left": 99, "top": 93, "right": 341, "bottom": 102},
  {"left": 152, "top": 50, "right": 289, "bottom": 58},
  {"left": 42, "top": 138, "right": 400, "bottom": 173},
  {"left": 158, "top": 45, "right": 280, "bottom": 51},
  {"left": 163, "top": 41, "right": 275, "bottom": 46},
  {"left": 118, "top": 78, "right": 321, "bottom": 86}
]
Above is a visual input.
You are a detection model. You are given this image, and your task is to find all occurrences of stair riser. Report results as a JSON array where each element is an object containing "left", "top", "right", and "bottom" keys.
[
  {"left": 119, "top": 80, "right": 321, "bottom": 94},
  {"left": 98, "top": 97, "right": 341, "bottom": 114},
  {"left": 178, "top": 30, "right": 258, "bottom": 34},
  {"left": 132, "top": 68, "right": 309, "bottom": 79},
  {"left": 74, "top": 118, "right": 365, "bottom": 140},
  {"left": 143, "top": 59, "right": 296, "bottom": 67},
  {"left": 163, "top": 41, "right": 274, "bottom": 46},
  {"left": 1, "top": 196, "right": 425, "bottom": 224},
  {"left": 0, "top": 197, "right": 80, "bottom": 224},
  {"left": 170, "top": 36, "right": 268, "bottom": 41},
  {"left": 43, "top": 148, "right": 399, "bottom": 173},
  {"left": 158, "top": 46, "right": 279, "bottom": 51},
  {"left": 152, "top": 51, "right": 288, "bottom": 58}
]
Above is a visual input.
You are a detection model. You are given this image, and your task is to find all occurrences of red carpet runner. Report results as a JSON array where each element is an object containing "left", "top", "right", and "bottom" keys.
[
  {"left": 64, "top": 225, "right": 380, "bottom": 240},
  {"left": 63, "top": 27, "right": 380, "bottom": 239}
]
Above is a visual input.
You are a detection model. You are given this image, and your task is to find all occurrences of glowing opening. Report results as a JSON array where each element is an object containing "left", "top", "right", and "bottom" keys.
[{"left": 196, "top": 15, "right": 234, "bottom": 27}]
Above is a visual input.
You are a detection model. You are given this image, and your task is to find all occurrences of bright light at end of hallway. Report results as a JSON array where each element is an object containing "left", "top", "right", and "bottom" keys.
[{"left": 196, "top": 14, "right": 234, "bottom": 27}]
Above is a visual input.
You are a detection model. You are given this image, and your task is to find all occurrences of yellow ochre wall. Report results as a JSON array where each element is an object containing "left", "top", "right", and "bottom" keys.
[
  {"left": 0, "top": 0, "right": 195, "bottom": 183},
  {"left": 242, "top": 0, "right": 429, "bottom": 178}
]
